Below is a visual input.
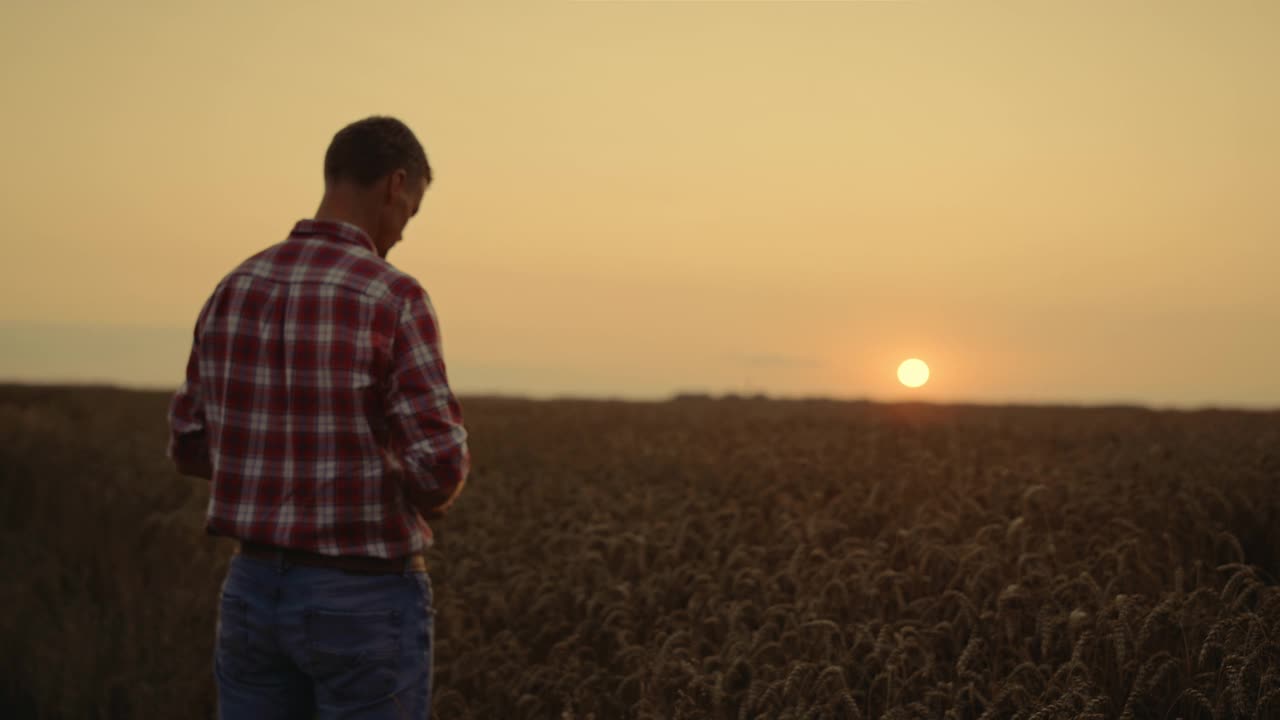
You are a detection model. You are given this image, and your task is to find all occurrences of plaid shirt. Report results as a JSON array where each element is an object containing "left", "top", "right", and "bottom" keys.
[{"left": 167, "top": 219, "right": 469, "bottom": 558}]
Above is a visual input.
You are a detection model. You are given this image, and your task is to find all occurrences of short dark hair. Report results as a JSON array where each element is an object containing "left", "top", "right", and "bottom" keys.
[{"left": 323, "top": 116, "right": 431, "bottom": 188}]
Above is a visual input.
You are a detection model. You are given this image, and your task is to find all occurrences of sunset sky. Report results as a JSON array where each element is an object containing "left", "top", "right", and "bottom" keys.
[{"left": 1, "top": 1, "right": 1276, "bottom": 408}]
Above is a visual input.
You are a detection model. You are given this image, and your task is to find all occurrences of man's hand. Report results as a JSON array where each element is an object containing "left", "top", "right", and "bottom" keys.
[
  {"left": 171, "top": 430, "right": 213, "bottom": 479},
  {"left": 176, "top": 456, "right": 213, "bottom": 480},
  {"left": 407, "top": 482, "right": 465, "bottom": 521}
]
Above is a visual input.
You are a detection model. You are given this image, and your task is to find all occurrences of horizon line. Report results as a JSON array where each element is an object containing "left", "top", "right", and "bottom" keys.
[{"left": 1, "top": 379, "right": 1275, "bottom": 414}]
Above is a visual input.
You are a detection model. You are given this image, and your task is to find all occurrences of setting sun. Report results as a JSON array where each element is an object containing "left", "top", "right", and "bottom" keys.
[{"left": 897, "top": 359, "right": 930, "bottom": 388}]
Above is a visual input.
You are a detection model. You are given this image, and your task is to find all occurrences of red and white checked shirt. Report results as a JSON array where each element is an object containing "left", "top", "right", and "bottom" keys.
[{"left": 167, "top": 219, "right": 469, "bottom": 558}]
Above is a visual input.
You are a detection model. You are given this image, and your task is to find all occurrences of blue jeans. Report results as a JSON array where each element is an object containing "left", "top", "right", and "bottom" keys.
[{"left": 215, "top": 552, "right": 434, "bottom": 719}]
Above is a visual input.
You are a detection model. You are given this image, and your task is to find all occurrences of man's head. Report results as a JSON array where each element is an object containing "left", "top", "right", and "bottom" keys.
[{"left": 321, "top": 116, "right": 431, "bottom": 258}]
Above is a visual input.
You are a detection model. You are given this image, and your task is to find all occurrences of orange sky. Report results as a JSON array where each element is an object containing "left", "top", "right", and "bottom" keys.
[{"left": 1, "top": 1, "right": 1277, "bottom": 407}]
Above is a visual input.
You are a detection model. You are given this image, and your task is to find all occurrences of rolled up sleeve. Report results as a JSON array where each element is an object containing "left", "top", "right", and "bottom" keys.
[{"left": 386, "top": 284, "right": 470, "bottom": 517}]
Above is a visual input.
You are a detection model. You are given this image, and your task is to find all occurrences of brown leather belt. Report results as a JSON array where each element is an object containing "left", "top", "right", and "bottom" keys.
[{"left": 237, "top": 540, "right": 427, "bottom": 575}]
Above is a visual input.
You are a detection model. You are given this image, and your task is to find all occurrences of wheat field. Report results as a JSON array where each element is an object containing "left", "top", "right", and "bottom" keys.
[{"left": 1, "top": 384, "right": 1278, "bottom": 719}]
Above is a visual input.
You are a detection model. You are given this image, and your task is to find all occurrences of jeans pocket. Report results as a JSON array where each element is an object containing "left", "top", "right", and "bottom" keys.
[
  {"left": 216, "top": 593, "right": 259, "bottom": 682},
  {"left": 304, "top": 608, "right": 401, "bottom": 704}
]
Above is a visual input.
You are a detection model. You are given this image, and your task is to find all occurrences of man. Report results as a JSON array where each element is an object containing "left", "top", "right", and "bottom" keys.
[{"left": 167, "top": 115, "right": 469, "bottom": 719}]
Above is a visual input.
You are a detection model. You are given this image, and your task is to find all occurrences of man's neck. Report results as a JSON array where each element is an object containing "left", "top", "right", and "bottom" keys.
[{"left": 314, "top": 190, "right": 377, "bottom": 242}]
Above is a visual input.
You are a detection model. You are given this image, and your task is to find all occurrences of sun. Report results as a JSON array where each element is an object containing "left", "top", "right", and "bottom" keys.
[{"left": 897, "top": 358, "right": 930, "bottom": 388}]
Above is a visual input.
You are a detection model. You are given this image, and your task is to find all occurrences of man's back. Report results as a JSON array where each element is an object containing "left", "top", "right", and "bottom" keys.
[
  {"left": 168, "top": 115, "right": 463, "bottom": 719},
  {"left": 168, "top": 219, "right": 469, "bottom": 559}
]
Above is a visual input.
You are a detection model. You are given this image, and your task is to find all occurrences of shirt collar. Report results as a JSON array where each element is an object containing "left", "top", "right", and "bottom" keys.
[{"left": 289, "top": 219, "right": 377, "bottom": 254}]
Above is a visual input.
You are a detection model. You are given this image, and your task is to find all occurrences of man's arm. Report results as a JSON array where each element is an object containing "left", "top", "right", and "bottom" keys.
[
  {"left": 386, "top": 283, "right": 470, "bottom": 520},
  {"left": 168, "top": 310, "right": 212, "bottom": 480}
]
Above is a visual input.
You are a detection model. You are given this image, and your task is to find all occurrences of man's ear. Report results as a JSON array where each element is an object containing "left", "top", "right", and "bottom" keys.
[{"left": 386, "top": 169, "right": 406, "bottom": 202}]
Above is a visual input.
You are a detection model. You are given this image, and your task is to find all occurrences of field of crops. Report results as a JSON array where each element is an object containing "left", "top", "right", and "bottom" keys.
[{"left": 2, "top": 384, "right": 1278, "bottom": 719}]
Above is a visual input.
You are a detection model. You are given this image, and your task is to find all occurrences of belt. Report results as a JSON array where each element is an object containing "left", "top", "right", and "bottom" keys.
[{"left": 237, "top": 540, "right": 427, "bottom": 575}]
